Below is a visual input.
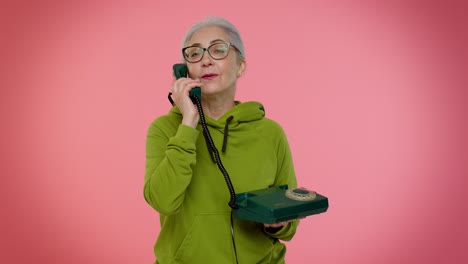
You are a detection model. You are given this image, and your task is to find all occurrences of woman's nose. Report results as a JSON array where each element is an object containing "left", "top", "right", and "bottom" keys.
[{"left": 201, "top": 51, "right": 213, "bottom": 67}]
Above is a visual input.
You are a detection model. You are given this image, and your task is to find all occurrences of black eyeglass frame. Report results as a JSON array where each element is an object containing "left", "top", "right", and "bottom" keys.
[{"left": 182, "top": 41, "right": 242, "bottom": 63}]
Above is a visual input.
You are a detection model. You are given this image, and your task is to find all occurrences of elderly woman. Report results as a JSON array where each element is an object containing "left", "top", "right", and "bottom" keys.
[{"left": 144, "top": 16, "right": 299, "bottom": 263}]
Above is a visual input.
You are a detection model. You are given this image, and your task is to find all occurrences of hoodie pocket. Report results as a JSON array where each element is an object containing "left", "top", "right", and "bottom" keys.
[{"left": 174, "top": 213, "right": 234, "bottom": 263}]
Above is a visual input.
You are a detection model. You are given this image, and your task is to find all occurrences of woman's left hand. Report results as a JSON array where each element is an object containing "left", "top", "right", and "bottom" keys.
[{"left": 264, "top": 221, "right": 291, "bottom": 228}]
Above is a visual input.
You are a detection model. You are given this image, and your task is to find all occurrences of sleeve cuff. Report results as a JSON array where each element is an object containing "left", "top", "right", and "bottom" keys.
[{"left": 175, "top": 124, "right": 200, "bottom": 143}]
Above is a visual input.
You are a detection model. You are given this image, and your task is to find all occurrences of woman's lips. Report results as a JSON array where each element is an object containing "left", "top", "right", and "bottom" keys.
[{"left": 202, "top": 74, "right": 218, "bottom": 80}]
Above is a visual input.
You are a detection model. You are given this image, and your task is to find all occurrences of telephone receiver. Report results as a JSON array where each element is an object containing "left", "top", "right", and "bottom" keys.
[
  {"left": 170, "top": 63, "right": 329, "bottom": 224},
  {"left": 170, "top": 63, "right": 201, "bottom": 105}
]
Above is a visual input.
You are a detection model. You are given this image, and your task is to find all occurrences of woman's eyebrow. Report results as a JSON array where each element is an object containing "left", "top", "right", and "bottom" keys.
[
  {"left": 210, "top": 39, "right": 226, "bottom": 44},
  {"left": 189, "top": 39, "right": 226, "bottom": 47}
]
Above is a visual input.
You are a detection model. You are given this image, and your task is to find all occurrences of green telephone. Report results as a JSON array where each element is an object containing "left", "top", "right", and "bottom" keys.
[
  {"left": 171, "top": 63, "right": 201, "bottom": 103},
  {"left": 171, "top": 63, "right": 329, "bottom": 223},
  {"left": 234, "top": 185, "right": 329, "bottom": 224}
]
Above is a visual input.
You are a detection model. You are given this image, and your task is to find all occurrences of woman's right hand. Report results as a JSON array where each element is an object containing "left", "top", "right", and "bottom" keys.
[{"left": 171, "top": 77, "right": 204, "bottom": 128}]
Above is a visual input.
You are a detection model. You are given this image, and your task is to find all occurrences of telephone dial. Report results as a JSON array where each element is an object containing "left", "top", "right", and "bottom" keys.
[{"left": 170, "top": 63, "right": 329, "bottom": 224}]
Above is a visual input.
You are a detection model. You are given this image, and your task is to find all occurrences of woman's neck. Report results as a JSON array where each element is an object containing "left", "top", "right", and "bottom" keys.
[{"left": 201, "top": 96, "right": 236, "bottom": 120}]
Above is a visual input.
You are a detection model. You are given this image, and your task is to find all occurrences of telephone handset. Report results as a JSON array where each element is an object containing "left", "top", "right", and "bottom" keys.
[
  {"left": 171, "top": 63, "right": 201, "bottom": 104},
  {"left": 170, "top": 63, "right": 329, "bottom": 224}
]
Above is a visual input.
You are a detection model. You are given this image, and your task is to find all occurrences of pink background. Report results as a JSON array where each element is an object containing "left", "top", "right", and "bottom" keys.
[{"left": 1, "top": 0, "right": 467, "bottom": 263}]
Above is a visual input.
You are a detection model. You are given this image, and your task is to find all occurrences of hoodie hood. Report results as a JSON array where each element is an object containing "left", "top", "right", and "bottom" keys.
[
  {"left": 170, "top": 101, "right": 266, "bottom": 153},
  {"left": 170, "top": 101, "right": 265, "bottom": 129}
]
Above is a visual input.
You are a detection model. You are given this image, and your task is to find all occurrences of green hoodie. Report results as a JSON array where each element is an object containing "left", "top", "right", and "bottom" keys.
[{"left": 144, "top": 101, "right": 299, "bottom": 264}]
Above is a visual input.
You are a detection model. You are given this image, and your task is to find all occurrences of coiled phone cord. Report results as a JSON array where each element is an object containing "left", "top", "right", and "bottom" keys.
[
  {"left": 168, "top": 92, "right": 238, "bottom": 208},
  {"left": 192, "top": 95, "right": 239, "bottom": 264},
  {"left": 191, "top": 94, "right": 238, "bottom": 209},
  {"left": 169, "top": 92, "right": 239, "bottom": 263}
]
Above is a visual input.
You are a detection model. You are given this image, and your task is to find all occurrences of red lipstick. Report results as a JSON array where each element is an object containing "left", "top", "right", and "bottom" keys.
[{"left": 202, "top": 73, "right": 218, "bottom": 80}]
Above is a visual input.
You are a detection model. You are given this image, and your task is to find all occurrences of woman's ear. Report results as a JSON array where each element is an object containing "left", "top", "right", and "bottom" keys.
[{"left": 237, "top": 60, "right": 246, "bottom": 77}]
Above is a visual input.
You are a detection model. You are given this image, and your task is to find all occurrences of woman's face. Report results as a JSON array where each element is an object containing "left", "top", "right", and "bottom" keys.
[{"left": 186, "top": 26, "right": 245, "bottom": 98}]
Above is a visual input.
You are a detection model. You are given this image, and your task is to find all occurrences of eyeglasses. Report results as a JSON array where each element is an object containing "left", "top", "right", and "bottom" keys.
[{"left": 182, "top": 42, "right": 241, "bottom": 63}]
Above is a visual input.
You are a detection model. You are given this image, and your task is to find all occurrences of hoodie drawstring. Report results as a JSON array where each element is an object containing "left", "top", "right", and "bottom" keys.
[{"left": 222, "top": 115, "right": 234, "bottom": 152}]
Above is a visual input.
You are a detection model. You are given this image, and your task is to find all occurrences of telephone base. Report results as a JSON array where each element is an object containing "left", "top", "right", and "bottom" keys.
[{"left": 233, "top": 185, "right": 329, "bottom": 224}]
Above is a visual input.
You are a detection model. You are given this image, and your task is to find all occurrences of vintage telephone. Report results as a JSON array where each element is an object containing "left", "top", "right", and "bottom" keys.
[{"left": 170, "top": 63, "right": 329, "bottom": 224}]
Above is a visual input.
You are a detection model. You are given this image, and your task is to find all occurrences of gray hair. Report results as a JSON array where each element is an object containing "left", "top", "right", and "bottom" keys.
[{"left": 181, "top": 16, "right": 246, "bottom": 61}]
